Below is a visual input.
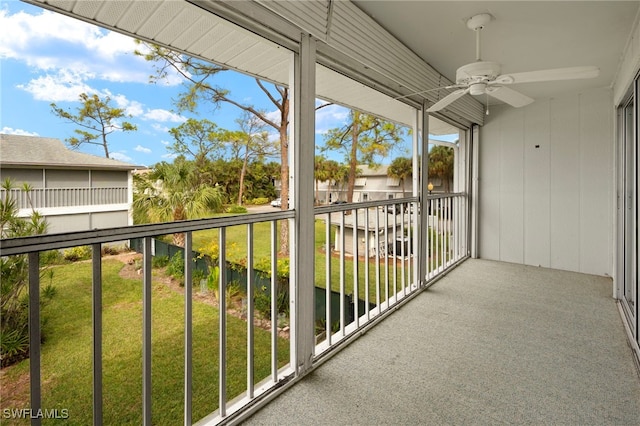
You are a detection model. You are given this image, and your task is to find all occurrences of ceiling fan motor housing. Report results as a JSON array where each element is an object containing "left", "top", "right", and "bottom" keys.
[{"left": 456, "top": 61, "right": 501, "bottom": 85}]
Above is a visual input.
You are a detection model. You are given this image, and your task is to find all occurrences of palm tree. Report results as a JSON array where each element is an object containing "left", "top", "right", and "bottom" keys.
[
  {"left": 133, "top": 160, "right": 224, "bottom": 246},
  {"left": 387, "top": 156, "right": 413, "bottom": 198},
  {"left": 428, "top": 146, "right": 455, "bottom": 193},
  {"left": 314, "top": 155, "right": 331, "bottom": 204}
]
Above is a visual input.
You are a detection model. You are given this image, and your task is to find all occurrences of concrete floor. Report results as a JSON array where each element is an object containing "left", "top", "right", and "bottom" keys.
[{"left": 243, "top": 259, "right": 640, "bottom": 425}]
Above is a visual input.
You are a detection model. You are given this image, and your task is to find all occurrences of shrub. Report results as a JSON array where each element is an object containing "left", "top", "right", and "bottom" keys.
[
  {"left": 152, "top": 255, "right": 169, "bottom": 268},
  {"left": 254, "top": 285, "right": 289, "bottom": 319},
  {"left": 0, "top": 178, "right": 54, "bottom": 367},
  {"left": 249, "top": 197, "right": 269, "bottom": 205},
  {"left": 192, "top": 269, "right": 207, "bottom": 287},
  {"left": 101, "top": 245, "right": 120, "bottom": 256},
  {"left": 166, "top": 252, "right": 184, "bottom": 281},
  {"left": 63, "top": 245, "right": 92, "bottom": 262},
  {"left": 226, "top": 205, "right": 247, "bottom": 214},
  {"left": 40, "top": 250, "right": 64, "bottom": 266}
]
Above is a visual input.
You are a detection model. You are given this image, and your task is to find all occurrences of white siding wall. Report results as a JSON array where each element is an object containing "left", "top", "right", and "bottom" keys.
[{"left": 479, "top": 87, "right": 613, "bottom": 276}]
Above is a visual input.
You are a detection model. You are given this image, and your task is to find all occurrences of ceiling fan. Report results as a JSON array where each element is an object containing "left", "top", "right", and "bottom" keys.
[{"left": 423, "top": 13, "right": 599, "bottom": 113}]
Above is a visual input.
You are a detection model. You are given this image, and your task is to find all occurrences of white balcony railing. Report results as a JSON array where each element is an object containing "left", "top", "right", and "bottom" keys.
[
  {"left": 313, "top": 194, "right": 468, "bottom": 357},
  {"left": 0, "top": 187, "right": 128, "bottom": 210},
  {"left": 0, "top": 195, "right": 468, "bottom": 425}
]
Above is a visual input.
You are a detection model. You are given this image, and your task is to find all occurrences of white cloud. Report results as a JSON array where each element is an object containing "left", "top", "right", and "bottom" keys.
[
  {"left": 0, "top": 8, "right": 183, "bottom": 86},
  {"left": 110, "top": 93, "right": 144, "bottom": 117},
  {"left": 160, "top": 140, "right": 170, "bottom": 146},
  {"left": 161, "top": 153, "right": 178, "bottom": 159},
  {"left": 111, "top": 152, "right": 133, "bottom": 162},
  {"left": 18, "top": 70, "right": 97, "bottom": 102},
  {"left": 1, "top": 127, "right": 39, "bottom": 136},
  {"left": 135, "top": 145, "right": 152, "bottom": 154},
  {"left": 263, "top": 110, "right": 281, "bottom": 126},
  {"left": 152, "top": 123, "right": 171, "bottom": 133},
  {"left": 143, "top": 109, "right": 185, "bottom": 123},
  {"left": 315, "top": 103, "right": 350, "bottom": 134}
]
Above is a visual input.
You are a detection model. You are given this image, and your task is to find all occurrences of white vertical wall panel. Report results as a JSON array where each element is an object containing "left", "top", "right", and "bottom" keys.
[
  {"left": 549, "top": 96, "right": 581, "bottom": 272},
  {"left": 579, "top": 89, "right": 613, "bottom": 275},
  {"left": 479, "top": 88, "right": 613, "bottom": 276},
  {"left": 479, "top": 111, "right": 502, "bottom": 260},
  {"left": 498, "top": 107, "right": 525, "bottom": 265},
  {"left": 523, "top": 100, "right": 551, "bottom": 268}
]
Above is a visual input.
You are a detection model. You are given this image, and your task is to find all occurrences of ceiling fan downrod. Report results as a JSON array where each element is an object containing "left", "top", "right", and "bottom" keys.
[{"left": 466, "top": 13, "right": 493, "bottom": 61}]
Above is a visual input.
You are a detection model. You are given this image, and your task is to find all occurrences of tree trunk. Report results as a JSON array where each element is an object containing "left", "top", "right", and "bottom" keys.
[
  {"left": 173, "top": 232, "right": 185, "bottom": 247},
  {"left": 238, "top": 150, "right": 249, "bottom": 205},
  {"left": 102, "top": 133, "right": 110, "bottom": 158}
]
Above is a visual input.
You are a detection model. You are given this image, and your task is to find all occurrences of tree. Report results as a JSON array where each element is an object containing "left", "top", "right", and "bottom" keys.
[
  {"left": 322, "top": 110, "right": 406, "bottom": 202},
  {"left": 132, "top": 160, "right": 224, "bottom": 246},
  {"left": 229, "top": 112, "right": 278, "bottom": 205},
  {"left": 167, "top": 118, "right": 225, "bottom": 171},
  {"left": 387, "top": 156, "right": 413, "bottom": 198},
  {"left": 314, "top": 155, "right": 331, "bottom": 204},
  {"left": 50, "top": 93, "right": 137, "bottom": 158},
  {"left": 135, "top": 41, "right": 292, "bottom": 254},
  {"left": 428, "top": 145, "right": 455, "bottom": 193},
  {"left": 0, "top": 179, "right": 54, "bottom": 367}
]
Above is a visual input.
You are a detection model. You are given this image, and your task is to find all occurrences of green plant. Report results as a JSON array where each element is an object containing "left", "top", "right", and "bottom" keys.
[
  {"left": 226, "top": 204, "right": 247, "bottom": 214},
  {"left": 63, "top": 245, "right": 92, "bottom": 262},
  {"left": 207, "top": 265, "right": 220, "bottom": 292},
  {"left": 249, "top": 197, "right": 269, "bottom": 205},
  {"left": 206, "top": 266, "right": 243, "bottom": 308},
  {"left": 166, "top": 252, "right": 185, "bottom": 281},
  {"left": 40, "top": 249, "right": 64, "bottom": 266},
  {"left": 254, "top": 285, "right": 289, "bottom": 319},
  {"left": 192, "top": 269, "right": 207, "bottom": 286},
  {"left": 1, "top": 178, "right": 54, "bottom": 367},
  {"left": 152, "top": 255, "right": 169, "bottom": 268},
  {"left": 0, "top": 327, "right": 29, "bottom": 366},
  {"left": 255, "top": 257, "right": 290, "bottom": 281}
]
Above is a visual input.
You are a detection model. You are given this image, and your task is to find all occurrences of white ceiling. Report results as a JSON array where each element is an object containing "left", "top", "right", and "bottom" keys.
[{"left": 353, "top": 1, "right": 639, "bottom": 104}]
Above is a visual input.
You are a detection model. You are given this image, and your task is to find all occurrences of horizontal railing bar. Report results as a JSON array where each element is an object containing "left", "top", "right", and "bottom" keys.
[
  {"left": 426, "top": 192, "right": 465, "bottom": 200},
  {"left": 0, "top": 210, "right": 294, "bottom": 255},
  {"left": 313, "top": 197, "right": 419, "bottom": 215}
]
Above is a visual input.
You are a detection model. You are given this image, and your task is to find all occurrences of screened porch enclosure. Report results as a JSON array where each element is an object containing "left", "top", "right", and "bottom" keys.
[{"left": 4, "top": 0, "right": 640, "bottom": 425}]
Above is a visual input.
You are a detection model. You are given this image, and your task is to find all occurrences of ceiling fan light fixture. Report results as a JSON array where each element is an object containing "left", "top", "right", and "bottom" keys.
[{"left": 469, "top": 82, "right": 487, "bottom": 96}]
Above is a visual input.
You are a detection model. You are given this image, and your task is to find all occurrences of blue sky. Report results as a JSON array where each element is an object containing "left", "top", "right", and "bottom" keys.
[{"left": 0, "top": 1, "right": 449, "bottom": 168}]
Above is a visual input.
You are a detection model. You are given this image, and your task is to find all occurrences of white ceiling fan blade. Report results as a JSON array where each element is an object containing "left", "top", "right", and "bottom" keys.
[
  {"left": 485, "top": 86, "right": 534, "bottom": 108},
  {"left": 494, "top": 66, "right": 599, "bottom": 85},
  {"left": 426, "top": 88, "right": 469, "bottom": 112}
]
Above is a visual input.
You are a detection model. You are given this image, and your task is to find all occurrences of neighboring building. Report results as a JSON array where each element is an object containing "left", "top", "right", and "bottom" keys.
[
  {"left": 330, "top": 209, "right": 413, "bottom": 257},
  {"left": 316, "top": 165, "right": 413, "bottom": 204},
  {"left": 0, "top": 134, "right": 143, "bottom": 233}
]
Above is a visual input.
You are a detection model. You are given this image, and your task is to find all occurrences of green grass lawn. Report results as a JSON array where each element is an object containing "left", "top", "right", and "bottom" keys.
[
  {"left": 191, "top": 219, "right": 417, "bottom": 306},
  {"left": 1, "top": 259, "right": 289, "bottom": 425}
]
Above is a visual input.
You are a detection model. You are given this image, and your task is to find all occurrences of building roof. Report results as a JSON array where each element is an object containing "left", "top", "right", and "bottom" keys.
[
  {"left": 358, "top": 165, "right": 388, "bottom": 176},
  {"left": 0, "top": 134, "right": 143, "bottom": 170}
]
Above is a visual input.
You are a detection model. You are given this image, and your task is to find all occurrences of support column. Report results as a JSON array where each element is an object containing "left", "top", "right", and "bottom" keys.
[
  {"left": 418, "top": 105, "right": 430, "bottom": 286},
  {"left": 291, "top": 33, "right": 316, "bottom": 374}
]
